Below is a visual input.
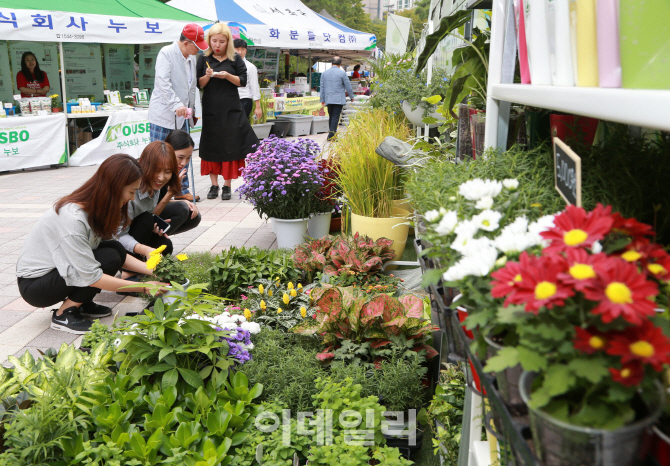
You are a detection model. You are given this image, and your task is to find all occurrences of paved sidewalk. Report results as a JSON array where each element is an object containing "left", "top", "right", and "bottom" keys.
[{"left": 0, "top": 132, "right": 329, "bottom": 365}]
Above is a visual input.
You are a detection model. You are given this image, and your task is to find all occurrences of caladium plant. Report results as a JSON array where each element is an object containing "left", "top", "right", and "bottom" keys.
[{"left": 293, "top": 285, "right": 438, "bottom": 362}]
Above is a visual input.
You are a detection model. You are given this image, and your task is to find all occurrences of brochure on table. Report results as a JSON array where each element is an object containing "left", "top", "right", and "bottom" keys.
[{"left": 0, "top": 113, "right": 66, "bottom": 171}]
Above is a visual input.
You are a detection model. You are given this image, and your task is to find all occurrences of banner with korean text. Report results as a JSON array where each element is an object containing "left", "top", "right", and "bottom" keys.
[{"left": 0, "top": 113, "right": 66, "bottom": 172}]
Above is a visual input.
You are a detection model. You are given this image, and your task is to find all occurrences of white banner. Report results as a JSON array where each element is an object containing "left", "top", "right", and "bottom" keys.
[
  {"left": 69, "top": 110, "right": 150, "bottom": 167},
  {"left": 386, "top": 14, "right": 412, "bottom": 55},
  {"left": 0, "top": 113, "right": 66, "bottom": 171},
  {"left": 0, "top": 9, "right": 208, "bottom": 44}
]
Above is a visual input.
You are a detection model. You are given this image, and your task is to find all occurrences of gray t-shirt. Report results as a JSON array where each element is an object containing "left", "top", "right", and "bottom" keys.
[
  {"left": 16, "top": 203, "right": 103, "bottom": 287},
  {"left": 117, "top": 189, "right": 161, "bottom": 253}
]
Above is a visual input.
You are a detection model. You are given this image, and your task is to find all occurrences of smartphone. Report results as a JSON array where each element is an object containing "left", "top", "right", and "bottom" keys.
[{"left": 153, "top": 215, "right": 170, "bottom": 234}]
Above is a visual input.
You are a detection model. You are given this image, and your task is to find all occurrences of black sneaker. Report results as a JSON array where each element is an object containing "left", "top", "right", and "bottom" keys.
[
  {"left": 51, "top": 307, "right": 93, "bottom": 334},
  {"left": 207, "top": 185, "right": 220, "bottom": 199},
  {"left": 79, "top": 302, "right": 112, "bottom": 318},
  {"left": 221, "top": 186, "right": 231, "bottom": 200}
]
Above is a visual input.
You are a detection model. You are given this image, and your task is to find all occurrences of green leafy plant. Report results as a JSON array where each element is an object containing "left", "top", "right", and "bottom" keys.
[
  {"left": 294, "top": 286, "right": 437, "bottom": 362},
  {"left": 80, "top": 320, "right": 116, "bottom": 350},
  {"left": 209, "top": 246, "right": 300, "bottom": 300},
  {"left": 248, "top": 93, "right": 271, "bottom": 125},
  {"left": 243, "top": 278, "right": 314, "bottom": 331},
  {"left": 146, "top": 249, "right": 188, "bottom": 284},
  {"left": 426, "top": 364, "right": 466, "bottom": 465}
]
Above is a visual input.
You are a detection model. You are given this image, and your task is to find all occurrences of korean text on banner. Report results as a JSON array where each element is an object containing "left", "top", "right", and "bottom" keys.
[
  {"left": 0, "top": 113, "right": 66, "bottom": 172},
  {"left": 69, "top": 110, "right": 150, "bottom": 166}
]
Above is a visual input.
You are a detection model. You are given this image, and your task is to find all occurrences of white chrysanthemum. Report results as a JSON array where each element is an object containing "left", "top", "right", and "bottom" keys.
[
  {"left": 502, "top": 216, "right": 529, "bottom": 236},
  {"left": 473, "top": 210, "right": 503, "bottom": 232},
  {"left": 233, "top": 314, "right": 247, "bottom": 323},
  {"left": 475, "top": 196, "right": 494, "bottom": 210},
  {"left": 240, "top": 342, "right": 255, "bottom": 351},
  {"left": 240, "top": 321, "right": 261, "bottom": 334},
  {"left": 528, "top": 214, "right": 556, "bottom": 248},
  {"left": 434, "top": 210, "right": 458, "bottom": 235},
  {"left": 439, "top": 207, "right": 448, "bottom": 214},
  {"left": 454, "top": 219, "right": 478, "bottom": 238},
  {"left": 442, "top": 246, "right": 498, "bottom": 281},
  {"left": 458, "top": 179, "right": 503, "bottom": 201},
  {"left": 424, "top": 209, "right": 440, "bottom": 222},
  {"left": 493, "top": 231, "right": 535, "bottom": 254},
  {"left": 452, "top": 236, "right": 492, "bottom": 256},
  {"left": 502, "top": 178, "right": 519, "bottom": 190}
]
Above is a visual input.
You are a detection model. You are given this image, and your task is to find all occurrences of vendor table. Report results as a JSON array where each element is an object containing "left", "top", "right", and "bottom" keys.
[{"left": 0, "top": 113, "right": 67, "bottom": 172}]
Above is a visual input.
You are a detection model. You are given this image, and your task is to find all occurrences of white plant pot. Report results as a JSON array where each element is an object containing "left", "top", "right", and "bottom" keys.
[
  {"left": 162, "top": 278, "right": 190, "bottom": 306},
  {"left": 401, "top": 101, "right": 443, "bottom": 128},
  {"left": 251, "top": 122, "right": 274, "bottom": 140},
  {"left": 308, "top": 212, "right": 332, "bottom": 239},
  {"left": 271, "top": 217, "right": 308, "bottom": 249}
]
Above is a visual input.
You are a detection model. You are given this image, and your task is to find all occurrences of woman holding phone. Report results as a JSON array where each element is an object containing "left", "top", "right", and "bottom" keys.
[
  {"left": 16, "top": 154, "right": 167, "bottom": 334},
  {"left": 118, "top": 141, "right": 201, "bottom": 280}
]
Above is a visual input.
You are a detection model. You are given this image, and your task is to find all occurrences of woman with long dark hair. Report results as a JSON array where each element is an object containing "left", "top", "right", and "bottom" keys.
[
  {"left": 16, "top": 154, "right": 167, "bottom": 334},
  {"left": 118, "top": 140, "right": 201, "bottom": 279},
  {"left": 16, "top": 51, "right": 50, "bottom": 98}
]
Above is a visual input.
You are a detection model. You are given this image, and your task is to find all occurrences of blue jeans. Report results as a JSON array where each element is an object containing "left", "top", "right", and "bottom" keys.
[{"left": 149, "top": 122, "right": 190, "bottom": 195}]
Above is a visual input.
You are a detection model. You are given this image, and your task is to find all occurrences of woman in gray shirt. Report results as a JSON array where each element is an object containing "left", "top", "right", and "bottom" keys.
[{"left": 16, "top": 154, "right": 167, "bottom": 334}]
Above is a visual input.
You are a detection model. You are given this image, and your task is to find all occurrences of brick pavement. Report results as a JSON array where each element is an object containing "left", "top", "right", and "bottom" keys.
[{"left": 0, "top": 132, "right": 329, "bottom": 365}]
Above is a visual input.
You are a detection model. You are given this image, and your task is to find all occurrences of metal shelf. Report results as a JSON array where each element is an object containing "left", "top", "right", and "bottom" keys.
[{"left": 491, "top": 84, "right": 670, "bottom": 132}]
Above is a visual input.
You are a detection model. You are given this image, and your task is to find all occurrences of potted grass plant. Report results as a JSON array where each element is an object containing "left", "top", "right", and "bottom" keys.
[
  {"left": 249, "top": 93, "right": 274, "bottom": 140},
  {"left": 330, "top": 108, "right": 411, "bottom": 261}
]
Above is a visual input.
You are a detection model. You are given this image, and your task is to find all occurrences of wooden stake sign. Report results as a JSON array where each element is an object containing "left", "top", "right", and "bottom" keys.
[{"left": 553, "top": 137, "right": 582, "bottom": 207}]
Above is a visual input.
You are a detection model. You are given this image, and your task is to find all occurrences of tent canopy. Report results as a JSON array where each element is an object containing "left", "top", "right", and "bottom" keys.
[
  {"left": 0, "top": 0, "right": 209, "bottom": 44},
  {"left": 167, "top": 0, "right": 376, "bottom": 52}
]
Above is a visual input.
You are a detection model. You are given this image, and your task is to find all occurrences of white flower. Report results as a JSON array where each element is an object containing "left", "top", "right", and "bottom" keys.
[
  {"left": 439, "top": 207, "right": 448, "bottom": 214},
  {"left": 475, "top": 196, "right": 494, "bottom": 210},
  {"left": 448, "top": 196, "right": 457, "bottom": 202},
  {"left": 493, "top": 230, "right": 535, "bottom": 254},
  {"left": 472, "top": 210, "right": 503, "bottom": 232},
  {"left": 424, "top": 209, "right": 440, "bottom": 222},
  {"left": 453, "top": 236, "right": 492, "bottom": 257},
  {"left": 113, "top": 338, "right": 121, "bottom": 347},
  {"left": 502, "top": 178, "right": 519, "bottom": 190},
  {"left": 434, "top": 210, "right": 458, "bottom": 235},
  {"left": 458, "top": 179, "right": 503, "bottom": 201},
  {"left": 240, "top": 342, "right": 255, "bottom": 351},
  {"left": 591, "top": 241, "right": 603, "bottom": 254},
  {"left": 240, "top": 321, "right": 261, "bottom": 334},
  {"left": 528, "top": 214, "right": 556, "bottom": 248},
  {"left": 502, "top": 216, "right": 529, "bottom": 235},
  {"left": 454, "top": 219, "right": 478, "bottom": 238},
  {"left": 442, "top": 245, "right": 498, "bottom": 281}
]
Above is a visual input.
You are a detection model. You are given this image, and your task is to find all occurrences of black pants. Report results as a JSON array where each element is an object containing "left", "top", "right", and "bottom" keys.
[
  {"left": 327, "top": 104, "right": 343, "bottom": 140},
  {"left": 241, "top": 98, "right": 253, "bottom": 118},
  {"left": 18, "top": 240, "right": 127, "bottom": 308},
  {"left": 128, "top": 203, "right": 201, "bottom": 259}
]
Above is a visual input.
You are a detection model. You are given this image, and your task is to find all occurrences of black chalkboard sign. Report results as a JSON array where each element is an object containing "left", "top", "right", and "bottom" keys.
[{"left": 554, "top": 137, "right": 581, "bottom": 206}]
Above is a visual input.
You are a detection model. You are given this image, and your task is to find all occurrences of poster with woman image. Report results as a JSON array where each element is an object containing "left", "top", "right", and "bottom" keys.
[{"left": 9, "top": 41, "right": 62, "bottom": 100}]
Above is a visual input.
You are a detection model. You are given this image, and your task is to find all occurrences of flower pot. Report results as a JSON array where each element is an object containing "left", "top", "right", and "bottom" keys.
[
  {"left": 651, "top": 425, "right": 670, "bottom": 465},
  {"left": 519, "top": 371, "right": 664, "bottom": 466},
  {"left": 52, "top": 107, "right": 62, "bottom": 113},
  {"left": 484, "top": 335, "right": 527, "bottom": 416},
  {"left": 401, "top": 101, "right": 442, "bottom": 127},
  {"left": 329, "top": 214, "right": 341, "bottom": 233},
  {"left": 549, "top": 114, "right": 599, "bottom": 146},
  {"left": 251, "top": 122, "right": 274, "bottom": 140},
  {"left": 307, "top": 211, "right": 332, "bottom": 239},
  {"left": 271, "top": 217, "right": 308, "bottom": 249},
  {"left": 350, "top": 207, "right": 409, "bottom": 261},
  {"left": 162, "top": 278, "right": 190, "bottom": 306},
  {"left": 270, "top": 120, "right": 291, "bottom": 138}
]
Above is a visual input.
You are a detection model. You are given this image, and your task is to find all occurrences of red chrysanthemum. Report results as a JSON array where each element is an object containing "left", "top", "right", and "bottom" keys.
[
  {"left": 584, "top": 259, "right": 658, "bottom": 325},
  {"left": 573, "top": 326, "right": 610, "bottom": 354},
  {"left": 490, "top": 255, "right": 529, "bottom": 305},
  {"left": 558, "top": 248, "right": 608, "bottom": 292},
  {"left": 508, "top": 254, "right": 574, "bottom": 313},
  {"left": 606, "top": 320, "right": 670, "bottom": 371},
  {"left": 609, "top": 362, "right": 645, "bottom": 387},
  {"left": 611, "top": 212, "right": 654, "bottom": 239},
  {"left": 541, "top": 204, "right": 614, "bottom": 253}
]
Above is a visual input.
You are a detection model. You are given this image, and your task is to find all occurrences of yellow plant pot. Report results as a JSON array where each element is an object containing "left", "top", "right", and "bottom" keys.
[
  {"left": 350, "top": 207, "right": 410, "bottom": 262},
  {"left": 393, "top": 199, "right": 414, "bottom": 235}
]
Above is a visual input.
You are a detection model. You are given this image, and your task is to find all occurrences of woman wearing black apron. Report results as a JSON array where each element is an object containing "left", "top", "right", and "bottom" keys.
[{"left": 196, "top": 23, "right": 259, "bottom": 201}]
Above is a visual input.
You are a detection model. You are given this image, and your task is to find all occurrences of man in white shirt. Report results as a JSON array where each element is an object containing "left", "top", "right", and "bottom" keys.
[{"left": 233, "top": 39, "right": 262, "bottom": 121}]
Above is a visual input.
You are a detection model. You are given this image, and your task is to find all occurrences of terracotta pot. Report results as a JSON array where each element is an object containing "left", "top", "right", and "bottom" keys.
[{"left": 550, "top": 114, "right": 599, "bottom": 146}]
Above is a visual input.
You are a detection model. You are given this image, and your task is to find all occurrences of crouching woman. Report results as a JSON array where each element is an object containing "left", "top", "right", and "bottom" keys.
[{"left": 16, "top": 154, "right": 167, "bottom": 334}]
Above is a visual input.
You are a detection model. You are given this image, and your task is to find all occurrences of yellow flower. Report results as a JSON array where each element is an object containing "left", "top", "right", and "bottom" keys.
[
  {"left": 176, "top": 253, "right": 188, "bottom": 261},
  {"left": 297, "top": 283, "right": 303, "bottom": 290},
  {"left": 260, "top": 300, "right": 266, "bottom": 310},
  {"left": 290, "top": 289, "right": 297, "bottom": 297},
  {"left": 150, "top": 245, "right": 166, "bottom": 256},
  {"left": 300, "top": 307, "right": 307, "bottom": 318},
  {"left": 244, "top": 309, "right": 252, "bottom": 320},
  {"left": 146, "top": 254, "right": 161, "bottom": 271},
  {"left": 259, "top": 284, "right": 264, "bottom": 294},
  {"left": 268, "top": 289, "right": 273, "bottom": 297},
  {"left": 283, "top": 293, "right": 290, "bottom": 305},
  {"left": 277, "top": 307, "right": 283, "bottom": 314},
  {"left": 288, "top": 282, "right": 294, "bottom": 289}
]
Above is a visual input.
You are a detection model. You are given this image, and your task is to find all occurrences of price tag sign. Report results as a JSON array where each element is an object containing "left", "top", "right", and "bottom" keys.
[
  {"left": 13, "top": 94, "right": 21, "bottom": 100},
  {"left": 4, "top": 103, "right": 12, "bottom": 108},
  {"left": 103, "top": 90, "right": 110, "bottom": 95},
  {"left": 554, "top": 137, "right": 582, "bottom": 206},
  {"left": 132, "top": 88, "right": 139, "bottom": 93}
]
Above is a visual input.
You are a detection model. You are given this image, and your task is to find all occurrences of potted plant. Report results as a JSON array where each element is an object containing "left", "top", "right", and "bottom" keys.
[
  {"left": 426, "top": 364, "right": 466, "bottom": 465},
  {"left": 145, "top": 247, "right": 190, "bottom": 304},
  {"left": 331, "top": 108, "right": 411, "bottom": 261},
  {"left": 238, "top": 136, "right": 323, "bottom": 249},
  {"left": 49, "top": 94, "right": 61, "bottom": 112},
  {"left": 248, "top": 93, "right": 274, "bottom": 140},
  {"left": 487, "top": 204, "right": 670, "bottom": 466},
  {"left": 308, "top": 158, "right": 340, "bottom": 239}
]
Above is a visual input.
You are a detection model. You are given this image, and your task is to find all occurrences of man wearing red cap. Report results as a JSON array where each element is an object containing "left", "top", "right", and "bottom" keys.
[{"left": 148, "top": 23, "right": 208, "bottom": 202}]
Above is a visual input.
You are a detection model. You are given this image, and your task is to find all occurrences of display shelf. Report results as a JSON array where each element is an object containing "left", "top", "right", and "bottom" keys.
[{"left": 491, "top": 84, "right": 670, "bottom": 132}]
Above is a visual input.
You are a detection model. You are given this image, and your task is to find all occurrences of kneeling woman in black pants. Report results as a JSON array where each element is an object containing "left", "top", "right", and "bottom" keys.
[
  {"left": 117, "top": 141, "right": 201, "bottom": 278},
  {"left": 16, "top": 154, "right": 167, "bottom": 334}
]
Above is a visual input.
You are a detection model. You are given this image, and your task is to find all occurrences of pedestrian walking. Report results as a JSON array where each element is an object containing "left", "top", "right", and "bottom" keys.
[{"left": 320, "top": 56, "right": 354, "bottom": 141}]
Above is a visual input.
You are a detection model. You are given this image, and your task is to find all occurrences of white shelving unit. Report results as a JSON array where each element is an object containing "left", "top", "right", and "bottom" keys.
[{"left": 483, "top": 0, "right": 670, "bottom": 150}]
